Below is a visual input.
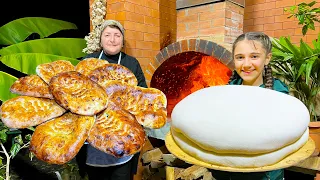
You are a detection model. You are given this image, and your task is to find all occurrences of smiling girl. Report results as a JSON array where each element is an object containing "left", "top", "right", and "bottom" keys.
[
  {"left": 210, "top": 32, "right": 289, "bottom": 180},
  {"left": 229, "top": 32, "right": 288, "bottom": 93}
]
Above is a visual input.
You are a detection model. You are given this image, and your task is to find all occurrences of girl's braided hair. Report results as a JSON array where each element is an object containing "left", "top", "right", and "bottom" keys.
[{"left": 228, "top": 32, "right": 274, "bottom": 89}]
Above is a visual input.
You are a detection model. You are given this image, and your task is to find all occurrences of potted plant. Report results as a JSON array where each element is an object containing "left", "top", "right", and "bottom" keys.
[{"left": 270, "top": 1, "right": 320, "bottom": 154}]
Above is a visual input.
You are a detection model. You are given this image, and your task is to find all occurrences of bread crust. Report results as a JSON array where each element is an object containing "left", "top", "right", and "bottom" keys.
[
  {"left": 88, "top": 64, "right": 138, "bottom": 87},
  {"left": 36, "top": 60, "right": 75, "bottom": 84},
  {"left": 30, "top": 112, "right": 95, "bottom": 164},
  {"left": 104, "top": 81, "right": 167, "bottom": 129},
  {"left": 0, "top": 96, "right": 66, "bottom": 128},
  {"left": 87, "top": 103, "right": 146, "bottom": 157},
  {"left": 75, "top": 58, "right": 109, "bottom": 76},
  {"left": 49, "top": 71, "right": 108, "bottom": 116},
  {"left": 10, "top": 75, "right": 53, "bottom": 99}
]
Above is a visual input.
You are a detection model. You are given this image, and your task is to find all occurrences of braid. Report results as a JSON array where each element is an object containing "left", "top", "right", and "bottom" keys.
[
  {"left": 264, "top": 65, "right": 274, "bottom": 89},
  {"left": 228, "top": 70, "right": 240, "bottom": 84}
]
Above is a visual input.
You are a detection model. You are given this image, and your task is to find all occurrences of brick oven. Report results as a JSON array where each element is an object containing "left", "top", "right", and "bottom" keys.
[{"left": 150, "top": 39, "right": 234, "bottom": 119}]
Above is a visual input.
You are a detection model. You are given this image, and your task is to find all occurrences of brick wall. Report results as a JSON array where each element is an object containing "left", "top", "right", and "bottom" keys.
[
  {"left": 176, "top": 1, "right": 244, "bottom": 51},
  {"left": 160, "top": 0, "right": 177, "bottom": 49},
  {"left": 107, "top": 0, "right": 160, "bottom": 74},
  {"left": 244, "top": 0, "right": 320, "bottom": 44}
]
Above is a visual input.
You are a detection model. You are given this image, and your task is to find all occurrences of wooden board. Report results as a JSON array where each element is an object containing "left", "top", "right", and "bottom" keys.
[{"left": 165, "top": 130, "right": 315, "bottom": 172}]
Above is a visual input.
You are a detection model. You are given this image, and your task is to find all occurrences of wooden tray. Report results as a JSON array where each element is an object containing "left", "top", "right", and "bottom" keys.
[{"left": 165, "top": 130, "right": 315, "bottom": 172}]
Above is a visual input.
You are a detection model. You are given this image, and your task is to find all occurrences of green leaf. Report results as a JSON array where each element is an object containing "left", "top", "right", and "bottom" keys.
[
  {"left": 298, "top": 14, "right": 305, "bottom": 24},
  {"left": 290, "top": 6, "right": 296, "bottom": 11},
  {"left": 25, "top": 134, "right": 32, "bottom": 141},
  {"left": 0, "top": 53, "right": 80, "bottom": 75},
  {"left": 308, "top": 21, "right": 315, "bottom": 30},
  {"left": 308, "top": 1, "right": 316, "bottom": 7},
  {"left": 300, "top": 39, "right": 313, "bottom": 57},
  {"left": 26, "top": 127, "right": 35, "bottom": 131},
  {"left": 10, "top": 143, "right": 21, "bottom": 158},
  {"left": 14, "top": 135, "right": 23, "bottom": 145},
  {"left": 6, "top": 130, "right": 22, "bottom": 135},
  {"left": 0, "top": 130, "right": 8, "bottom": 143},
  {"left": 298, "top": 2, "right": 308, "bottom": 6},
  {"left": 0, "top": 17, "right": 78, "bottom": 45},
  {"left": 272, "top": 37, "right": 292, "bottom": 54},
  {"left": 305, "top": 58, "right": 316, "bottom": 84},
  {"left": 284, "top": 38, "right": 301, "bottom": 58},
  {"left": 0, "top": 38, "right": 86, "bottom": 59},
  {"left": 302, "top": 25, "right": 308, "bottom": 35},
  {"left": 311, "top": 8, "right": 320, "bottom": 13},
  {"left": 0, "top": 71, "right": 18, "bottom": 102},
  {"left": 296, "top": 63, "right": 306, "bottom": 81}
]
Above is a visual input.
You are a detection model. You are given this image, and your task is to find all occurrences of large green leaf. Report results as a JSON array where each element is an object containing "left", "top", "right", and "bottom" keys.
[
  {"left": 300, "top": 39, "right": 313, "bottom": 57},
  {"left": 0, "top": 17, "right": 78, "bottom": 45},
  {"left": 284, "top": 38, "right": 301, "bottom": 59},
  {"left": 0, "top": 38, "right": 86, "bottom": 59},
  {"left": 0, "top": 53, "right": 80, "bottom": 75},
  {"left": 0, "top": 71, "right": 18, "bottom": 102},
  {"left": 305, "top": 57, "right": 316, "bottom": 84}
]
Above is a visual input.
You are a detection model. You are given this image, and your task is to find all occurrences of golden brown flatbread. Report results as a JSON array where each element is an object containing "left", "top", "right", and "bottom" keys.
[
  {"left": 87, "top": 103, "right": 146, "bottom": 157},
  {"left": 0, "top": 96, "right": 66, "bottom": 129},
  {"left": 49, "top": 71, "right": 108, "bottom": 116},
  {"left": 10, "top": 75, "right": 53, "bottom": 99},
  {"left": 29, "top": 112, "right": 95, "bottom": 164},
  {"left": 88, "top": 64, "right": 138, "bottom": 87},
  {"left": 36, "top": 60, "right": 75, "bottom": 84},
  {"left": 75, "top": 58, "right": 109, "bottom": 76},
  {"left": 104, "top": 81, "right": 167, "bottom": 129}
]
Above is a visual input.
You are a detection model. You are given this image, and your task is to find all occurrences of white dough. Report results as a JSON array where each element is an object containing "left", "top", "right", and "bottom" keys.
[
  {"left": 172, "top": 128, "right": 309, "bottom": 167},
  {"left": 171, "top": 85, "right": 310, "bottom": 154}
]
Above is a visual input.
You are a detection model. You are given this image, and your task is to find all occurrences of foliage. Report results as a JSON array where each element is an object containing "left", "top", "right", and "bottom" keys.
[
  {"left": 270, "top": 34, "right": 320, "bottom": 122},
  {"left": 0, "top": 17, "right": 85, "bottom": 102},
  {"left": 271, "top": 1, "right": 320, "bottom": 122},
  {"left": 285, "top": 1, "right": 320, "bottom": 35},
  {"left": 0, "top": 122, "right": 32, "bottom": 180}
]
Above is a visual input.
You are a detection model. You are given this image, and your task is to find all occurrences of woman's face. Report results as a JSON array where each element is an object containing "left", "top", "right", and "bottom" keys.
[
  {"left": 100, "top": 26, "right": 123, "bottom": 55},
  {"left": 233, "top": 39, "right": 271, "bottom": 86}
]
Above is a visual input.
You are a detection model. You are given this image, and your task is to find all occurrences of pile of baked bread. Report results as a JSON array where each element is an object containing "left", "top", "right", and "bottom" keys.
[{"left": 0, "top": 59, "right": 167, "bottom": 164}]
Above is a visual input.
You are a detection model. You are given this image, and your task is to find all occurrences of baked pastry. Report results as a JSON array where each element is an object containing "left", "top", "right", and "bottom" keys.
[
  {"left": 10, "top": 75, "right": 53, "bottom": 99},
  {"left": 87, "top": 103, "right": 146, "bottom": 157},
  {"left": 104, "top": 81, "right": 167, "bottom": 129},
  {"left": 49, "top": 71, "right": 108, "bottom": 116},
  {"left": 0, "top": 96, "right": 66, "bottom": 128},
  {"left": 75, "top": 58, "right": 109, "bottom": 76},
  {"left": 30, "top": 112, "right": 95, "bottom": 164},
  {"left": 36, "top": 60, "right": 75, "bottom": 84},
  {"left": 88, "top": 64, "right": 138, "bottom": 87}
]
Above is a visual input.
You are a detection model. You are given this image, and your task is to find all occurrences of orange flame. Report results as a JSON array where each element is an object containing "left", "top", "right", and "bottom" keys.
[{"left": 167, "top": 56, "right": 231, "bottom": 118}]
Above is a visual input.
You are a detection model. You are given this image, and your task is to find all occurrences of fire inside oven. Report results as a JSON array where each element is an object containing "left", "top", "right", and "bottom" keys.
[{"left": 150, "top": 51, "right": 232, "bottom": 119}]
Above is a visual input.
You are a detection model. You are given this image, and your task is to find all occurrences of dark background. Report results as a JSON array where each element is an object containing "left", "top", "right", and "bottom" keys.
[
  {"left": 0, "top": 0, "right": 91, "bottom": 102},
  {"left": 0, "top": 0, "right": 90, "bottom": 39}
]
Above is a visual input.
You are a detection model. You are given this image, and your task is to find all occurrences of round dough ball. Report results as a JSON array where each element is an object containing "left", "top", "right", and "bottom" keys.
[{"left": 171, "top": 85, "right": 310, "bottom": 154}]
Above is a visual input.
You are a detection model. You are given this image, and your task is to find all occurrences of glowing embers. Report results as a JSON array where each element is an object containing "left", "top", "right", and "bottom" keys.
[{"left": 150, "top": 52, "right": 232, "bottom": 119}]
